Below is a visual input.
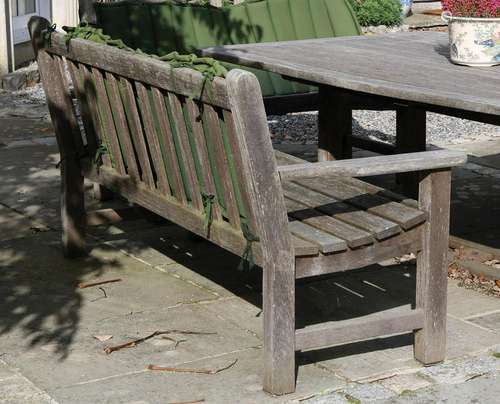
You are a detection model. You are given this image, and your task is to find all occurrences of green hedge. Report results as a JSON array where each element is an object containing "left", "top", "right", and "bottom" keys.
[{"left": 349, "top": 0, "right": 402, "bottom": 27}]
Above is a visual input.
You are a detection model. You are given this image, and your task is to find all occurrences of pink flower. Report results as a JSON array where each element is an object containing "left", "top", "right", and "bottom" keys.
[{"left": 442, "top": 0, "right": 500, "bottom": 17}]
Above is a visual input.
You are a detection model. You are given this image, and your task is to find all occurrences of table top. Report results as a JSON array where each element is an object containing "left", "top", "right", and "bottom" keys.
[{"left": 202, "top": 32, "right": 500, "bottom": 118}]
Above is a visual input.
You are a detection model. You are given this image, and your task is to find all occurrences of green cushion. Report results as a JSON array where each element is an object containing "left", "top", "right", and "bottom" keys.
[{"left": 95, "top": 0, "right": 361, "bottom": 98}]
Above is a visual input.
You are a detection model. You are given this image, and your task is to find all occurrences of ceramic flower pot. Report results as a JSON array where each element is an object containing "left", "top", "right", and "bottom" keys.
[{"left": 442, "top": 12, "right": 500, "bottom": 66}]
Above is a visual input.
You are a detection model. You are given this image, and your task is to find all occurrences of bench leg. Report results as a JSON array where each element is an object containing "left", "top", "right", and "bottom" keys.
[
  {"left": 318, "top": 86, "right": 352, "bottom": 162},
  {"left": 396, "top": 106, "right": 426, "bottom": 198},
  {"left": 414, "top": 168, "right": 451, "bottom": 364},
  {"left": 61, "top": 159, "right": 87, "bottom": 258},
  {"left": 263, "top": 260, "right": 296, "bottom": 395}
]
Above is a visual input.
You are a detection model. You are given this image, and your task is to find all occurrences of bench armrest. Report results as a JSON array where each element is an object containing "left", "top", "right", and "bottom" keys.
[{"left": 277, "top": 150, "right": 467, "bottom": 180}]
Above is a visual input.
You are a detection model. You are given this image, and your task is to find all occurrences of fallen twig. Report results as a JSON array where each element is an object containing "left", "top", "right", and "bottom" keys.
[
  {"left": 104, "top": 330, "right": 216, "bottom": 354},
  {"left": 168, "top": 399, "right": 205, "bottom": 404},
  {"left": 147, "top": 358, "right": 238, "bottom": 374},
  {"left": 78, "top": 278, "right": 122, "bottom": 289}
]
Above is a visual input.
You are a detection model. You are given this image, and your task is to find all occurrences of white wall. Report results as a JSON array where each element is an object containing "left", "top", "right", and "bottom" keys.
[
  {"left": 0, "top": 0, "right": 14, "bottom": 75},
  {"left": 51, "top": 0, "right": 79, "bottom": 27}
]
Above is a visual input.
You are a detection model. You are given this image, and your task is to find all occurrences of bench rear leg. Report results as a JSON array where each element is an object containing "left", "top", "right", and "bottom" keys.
[
  {"left": 414, "top": 168, "right": 451, "bottom": 364},
  {"left": 61, "top": 159, "right": 87, "bottom": 258},
  {"left": 263, "top": 259, "right": 296, "bottom": 395}
]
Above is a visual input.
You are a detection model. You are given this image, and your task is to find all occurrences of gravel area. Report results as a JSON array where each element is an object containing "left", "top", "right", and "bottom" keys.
[
  {"left": 268, "top": 110, "right": 500, "bottom": 147},
  {"left": 2, "top": 83, "right": 499, "bottom": 149}
]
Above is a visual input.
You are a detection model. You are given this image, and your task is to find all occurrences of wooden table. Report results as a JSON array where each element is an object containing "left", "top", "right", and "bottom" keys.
[{"left": 202, "top": 32, "right": 500, "bottom": 191}]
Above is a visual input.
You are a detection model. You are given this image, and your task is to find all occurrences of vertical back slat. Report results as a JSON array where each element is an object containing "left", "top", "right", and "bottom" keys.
[
  {"left": 223, "top": 109, "right": 257, "bottom": 230},
  {"left": 186, "top": 99, "right": 223, "bottom": 221},
  {"left": 168, "top": 93, "right": 203, "bottom": 211},
  {"left": 67, "top": 60, "right": 99, "bottom": 158},
  {"left": 106, "top": 73, "right": 141, "bottom": 181},
  {"left": 205, "top": 105, "right": 241, "bottom": 228},
  {"left": 92, "top": 68, "right": 127, "bottom": 174},
  {"left": 80, "top": 64, "right": 111, "bottom": 167},
  {"left": 150, "top": 87, "right": 187, "bottom": 204},
  {"left": 120, "top": 78, "right": 156, "bottom": 189},
  {"left": 135, "top": 82, "right": 171, "bottom": 194}
]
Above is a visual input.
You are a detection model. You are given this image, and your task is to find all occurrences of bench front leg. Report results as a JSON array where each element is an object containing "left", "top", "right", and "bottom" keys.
[
  {"left": 414, "top": 168, "right": 451, "bottom": 364},
  {"left": 262, "top": 251, "right": 296, "bottom": 395}
]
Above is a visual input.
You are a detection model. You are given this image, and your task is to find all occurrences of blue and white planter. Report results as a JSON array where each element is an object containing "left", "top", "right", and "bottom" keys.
[
  {"left": 400, "top": 0, "right": 413, "bottom": 18},
  {"left": 442, "top": 12, "right": 500, "bottom": 67}
]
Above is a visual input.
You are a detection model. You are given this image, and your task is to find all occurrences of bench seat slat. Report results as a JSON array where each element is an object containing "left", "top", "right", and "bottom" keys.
[
  {"left": 283, "top": 181, "right": 401, "bottom": 240},
  {"left": 285, "top": 198, "right": 374, "bottom": 248},
  {"left": 299, "top": 176, "right": 427, "bottom": 230},
  {"left": 289, "top": 221, "right": 348, "bottom": 254}
]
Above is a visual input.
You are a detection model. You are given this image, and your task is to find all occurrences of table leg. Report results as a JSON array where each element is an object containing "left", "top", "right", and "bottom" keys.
[
  {"left": 318, "top": 86, "right": 353, "bottom": 161},
  {"left": 396, "top": 106, "right": 427, "bottom": 198}
]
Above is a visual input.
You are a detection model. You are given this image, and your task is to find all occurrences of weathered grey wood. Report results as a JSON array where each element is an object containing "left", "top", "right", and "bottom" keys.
[
  {"left": 120, "top": 78, "right": 156, "bottom": 189},
  {"left": 80, "top": 64, "right": 111, "bottom": 166},
  {"left": 92, "top": 67, "right": 127, "bottom": 175},
  {"left": 226, "top": 69, "right": 296, "bottom": 395},
  {"left": 204, "top": 105, "right": 241, "bottom": 228},
  {"left": 202, "top": 32, "right": 500, "bottom": 118},
  {"left": 168, "top": 93, "right": 203, "bottom": 211},
  {"left": 46, "top": 32, "right": 230, "bottom": 109},
  {"left": 283, "top": 181, "right": 401, "bottom": 240},
  {"left": 187, "top": 99, "right": 223, "bottom": 222},
  {"left": 291, "top": 235, "right": 319, "bottom": 256},
  {"left": 296, "top": 308, "right": 424, "bottom": 351},
  {"left": 288, "top": 221, "right": 347, "bottom": 253},
  {"left": 278, "top": 150, "right": 467, "bottom": 180},
  {"left": 318, "top": 86, "right": 352, "bottom": 161},
  {"left": 84, "top": 162, "right": 261, "bottom": 261},
  {"left": 295, "top": 226, "right": 423, "bottom": 279},
  {"left": 285, "top": 197, "right": 374, "bottom": 248},
  {"left": 414, "top": 169, "right": 451, "bottom": 364},
  {"left": 134, "top": 82, "right": 171, "bottom": 195},
  {"left": 67, "top": 60, "right": 98, "bottom": 157},
  {"left": 35, "top": 49, "right": 86, "bottom": 257},
  {"left": 396, "top": 106, "right": 427, "bottom": 198},
  {"left": 106, "top": 72, "right": 140, "bottom": 181},
  {"left": 298, "top": 177, "right": 427, "bottom": 230},
  {"left": 148, "top": 87, "right": 186, "bottom": 202}
]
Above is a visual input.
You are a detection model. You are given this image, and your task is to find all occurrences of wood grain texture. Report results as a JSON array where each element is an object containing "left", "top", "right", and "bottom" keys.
[
  {"left": 106, "top": 72, "right": 140, "bottom": 181},
  {"left": 414, "top": 169, "right": 451, "bottom": 364},
  {"left": 36, "top": 50, "right": 87, "bottom": 257},
  {"left": 226, "top": 69, "right": 296, "bottom": 395},
  {"left": 278, "top": 150, "right": 467, "bottom": 180},
  {"left": 46, "top": 32, "right": 230, "bottom": 109},
  {"left": 120, "top": 78, "right": 156, "bottom": 188},
  {"left": 202, "top": 32, "right": 500, "bottom": 118},
  {"left": 92, "top": 68, "right": 127, "bottom": 175},
  {"left": 295, "top": 225, "right": 423, "bottom": 279},
  {"left": 135, "top": 82, "right": 171, "bottom": 195},
  {"left": 318, "top": 86, "right": 352, "bottom": 161},
  {"left": 296, "top": 308, "right": 424, "bottom": 351},
  {"left": 283, "top": 181, "right": 401, "bottom": 240}
]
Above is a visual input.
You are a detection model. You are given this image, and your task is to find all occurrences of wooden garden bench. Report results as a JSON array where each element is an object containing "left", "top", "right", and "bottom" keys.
[{"left": 30, "top": 16, "right": 466, "bottom": 396}]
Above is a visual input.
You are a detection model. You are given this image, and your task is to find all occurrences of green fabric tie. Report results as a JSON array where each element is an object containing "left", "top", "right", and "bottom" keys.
[
  {"left": 238, "top": 222, "right": 260, "bottom": 272},
  {"left": 94, "top": 144, "right": 109, "bottom": 165},
  {"left": 201, "top": 192, "right": 216, "bottom": 238}
]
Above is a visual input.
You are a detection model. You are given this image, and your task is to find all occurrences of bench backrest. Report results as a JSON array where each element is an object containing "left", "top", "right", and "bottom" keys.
[
  {"left": 31, "top": 17, "right": 292, "bottom": 264},
  {"left": 94, "top": 0, "right": 361, "bottom": 97}
]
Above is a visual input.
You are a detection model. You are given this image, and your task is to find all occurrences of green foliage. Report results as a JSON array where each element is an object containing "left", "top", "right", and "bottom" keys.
[
  {"left": 493, "top": 352, "right": 500, "bottom": 359},
  {"left": 349, "top": 0, "right": 402, "bottom": 27}
]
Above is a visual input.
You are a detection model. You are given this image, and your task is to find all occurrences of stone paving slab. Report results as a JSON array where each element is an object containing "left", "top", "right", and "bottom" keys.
[{"left": 0, "top": 360, "right": 56, "bottom": 404}]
